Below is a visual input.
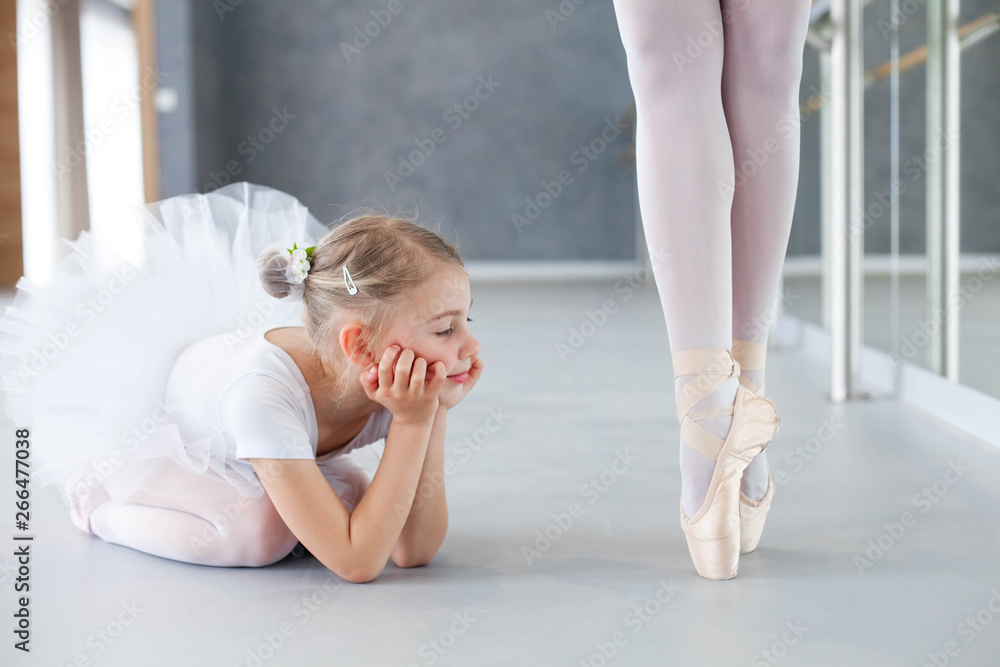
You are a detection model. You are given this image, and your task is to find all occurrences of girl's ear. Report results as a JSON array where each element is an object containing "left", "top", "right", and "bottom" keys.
[
  {"left": 339, "top": 324, "right": 374, "bottom": 367},
  {"left": 356, "top": 334, "right": 379, "bottom": 368}
]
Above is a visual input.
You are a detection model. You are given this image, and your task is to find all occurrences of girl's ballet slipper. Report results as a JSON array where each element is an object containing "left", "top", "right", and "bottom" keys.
[{"left": 63, "top": 469, "right": 109, "bottom": 535}]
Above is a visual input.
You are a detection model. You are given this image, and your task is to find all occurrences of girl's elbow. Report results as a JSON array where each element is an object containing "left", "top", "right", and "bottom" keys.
[
  {"left": 328, "top": 548, "right": 385, "bottom": 583},
  {"left": 391, "top": 550, "right": 434, "bottom": 569},
  {"left": 340, "top": 559, "right": 384, "bottom": 583},
  {"left": 342, "top": 569, "right": 380, "bottom": 584},
  {"left": 392, "top": 530, "right": 447, "bottom": 569}
]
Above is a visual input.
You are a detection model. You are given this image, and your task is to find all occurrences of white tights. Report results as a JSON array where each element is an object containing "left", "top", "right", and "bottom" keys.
[
  {"left": 85, "top": 458, "right": 300, "bottom": 567},
  {"left": 612, "top": 0, "right": 811, "bottom": 516}
]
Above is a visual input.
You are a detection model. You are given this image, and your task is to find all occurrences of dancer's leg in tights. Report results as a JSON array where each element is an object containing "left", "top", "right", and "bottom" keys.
[
  {"left": 84, "top": 459, "right": 300, "bottom": 567},
  {"left": 612, "top": 0, "right": 735, "bottom": 519},
  {"left": 721, "top": 0, "right": 812, "bottom": 500},
  {"left": 611, "top": 0, "right": 811, "bottom": 516}
]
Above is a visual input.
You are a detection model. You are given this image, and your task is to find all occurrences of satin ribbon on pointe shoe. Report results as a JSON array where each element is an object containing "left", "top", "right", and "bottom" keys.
[
  {"left": 732, "top": 339, "right": 777, "bottom": 554},
  {"left": 672, "top": 347, "right": 781, "bottom": 580}
]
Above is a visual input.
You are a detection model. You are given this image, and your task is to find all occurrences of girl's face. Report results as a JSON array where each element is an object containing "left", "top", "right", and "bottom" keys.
[{"left": 383, "top": 267, "right": 479, "bottom": 391}]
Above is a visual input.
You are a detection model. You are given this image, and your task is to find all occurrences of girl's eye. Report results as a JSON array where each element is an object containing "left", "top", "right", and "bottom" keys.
[{"left": 436, "top": 318, "right": 473, "bottom": 338}]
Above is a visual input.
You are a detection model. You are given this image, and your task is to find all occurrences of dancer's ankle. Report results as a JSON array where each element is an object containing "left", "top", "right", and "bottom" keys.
[
  {"left": 741, "top": 369, "right": 764, "bottom": 394},
  {"left": 676, "top": 375, "right": 738, "bottom": 517},
  {"left": 736, "top": 368, "right": 769, "bottom": 502},
  {"left": 740, "top": 450, "right": 769, "bottom": 501}
]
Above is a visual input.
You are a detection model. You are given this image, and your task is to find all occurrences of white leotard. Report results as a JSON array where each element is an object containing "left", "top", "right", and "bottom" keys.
[{"left": 164, "top": 324, "right": 392, "bottom": 510}]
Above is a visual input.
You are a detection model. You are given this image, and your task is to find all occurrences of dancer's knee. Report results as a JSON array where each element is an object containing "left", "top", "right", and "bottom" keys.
[
  {"left": 212, "top": 495, "right": 298, "bottom": 567},
  {"left": 739, "top": 49, "right": 805, "bottom": 98},
  {"left": 725, "top": 11, "right": 809, "bottom": 96},
  {"left": 238, "top": 497, "right": 298, "bottom": 567},
  {"left": 238, "top": 525, "right": 299, "bottom": 568},
  {"left": 617, "top": 11, "right": 725, "bottom": 106},
  {"left": 625, "top": 38, "right": 724, "bottom": 107}
]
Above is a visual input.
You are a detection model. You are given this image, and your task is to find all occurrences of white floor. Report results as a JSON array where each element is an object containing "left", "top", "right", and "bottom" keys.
[{"left": 2, "top": 280, "right": 999, "bottom": 666}]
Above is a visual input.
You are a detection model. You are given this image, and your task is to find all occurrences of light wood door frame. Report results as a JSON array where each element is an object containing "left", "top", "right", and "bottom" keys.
[
  {"left": 1, "top": 0, "right": 24, "bottom": 285},
  {"left": 134, "top": 0, "right": 159, "bottom": 204}
]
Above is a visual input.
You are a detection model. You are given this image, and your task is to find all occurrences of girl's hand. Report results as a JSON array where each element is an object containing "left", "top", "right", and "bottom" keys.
[
  {"left": 360, "top": 345, "right": 447, "bottom": 426},
  {"left": 437, "top": 355, "right": 484, "bottom": 411}
]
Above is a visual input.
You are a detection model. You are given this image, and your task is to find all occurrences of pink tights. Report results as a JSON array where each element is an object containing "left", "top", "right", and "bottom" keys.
[{"left": 611, "top": 0, "right": 812, "bottom": 516}]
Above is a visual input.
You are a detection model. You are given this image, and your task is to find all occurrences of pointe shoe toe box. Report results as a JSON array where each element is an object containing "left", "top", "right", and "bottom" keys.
[{"left": 738, "top": 474, "right": 774, "bottom": 554}]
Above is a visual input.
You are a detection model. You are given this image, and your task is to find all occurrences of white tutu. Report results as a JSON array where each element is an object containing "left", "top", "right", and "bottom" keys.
[{"left": 0, "top": 182, "right": 334, "bottom": 509}]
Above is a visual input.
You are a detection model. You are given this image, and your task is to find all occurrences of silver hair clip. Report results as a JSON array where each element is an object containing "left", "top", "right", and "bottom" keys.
[{"left": 343, "top": 264, "right": 358, "bottom": 294}]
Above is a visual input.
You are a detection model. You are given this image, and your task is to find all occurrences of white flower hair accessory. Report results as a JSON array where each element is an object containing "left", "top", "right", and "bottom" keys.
[
  {"left": 286, "top": 242, "right": 315, "bottom": 284},
  {"left": 286, "top": 241, "right": 359, "bottom": 295}
]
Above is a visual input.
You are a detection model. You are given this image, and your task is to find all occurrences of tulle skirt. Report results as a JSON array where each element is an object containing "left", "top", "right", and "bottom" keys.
[{"left": 0, "top": 182, "right": 341, "bottom": 512}]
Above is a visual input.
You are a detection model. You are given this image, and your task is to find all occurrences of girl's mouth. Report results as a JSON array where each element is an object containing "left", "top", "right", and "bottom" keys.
[{"left": 447, "top": 371, "right": 468, "bottom": 383}]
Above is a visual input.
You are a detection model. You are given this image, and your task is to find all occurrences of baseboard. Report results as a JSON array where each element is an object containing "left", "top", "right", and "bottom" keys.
[
  {"left": 465, "top": 260, "right": 638, "bottom": 282},
  {"left": 782, "top": 252, "right": 999, "bottom": 277},
  {"left": 463, "top": 254, "right": 999, "bottom": 282},
  {"left": 773, "top": 311, "right": 1000, "bottom": 453}
]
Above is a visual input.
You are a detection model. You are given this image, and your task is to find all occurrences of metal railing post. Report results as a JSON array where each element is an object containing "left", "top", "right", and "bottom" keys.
[
  {"left": 829, "top": 0, "right": 865, "bottom": 402},
  {"left": 926, "top": 0, "right": 962, "bottom": 382}
]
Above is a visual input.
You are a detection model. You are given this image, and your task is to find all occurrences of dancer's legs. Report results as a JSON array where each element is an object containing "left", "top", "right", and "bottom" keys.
[
  {"left": 86, "top": 459, "right": 299, "bottom": 567},
  {"left": 611, "top": 0, "right": 738, "bottom": 518},
  {"left": 720, "top": 0, "right": 813, "bottom": 499}
]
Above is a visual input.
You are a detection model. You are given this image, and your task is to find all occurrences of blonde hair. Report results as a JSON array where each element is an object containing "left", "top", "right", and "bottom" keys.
[{"left": 257, "top": 205, "right": 466, "bottom": 403}]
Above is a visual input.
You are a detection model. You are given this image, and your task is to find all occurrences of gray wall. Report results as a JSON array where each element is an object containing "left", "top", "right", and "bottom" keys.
[
  {"left": 153, "top": 0, "right": 197, "bottom": 199},
  {"left": 156, "top": 1, "right": 1000, "bottom": 261},
  {"left": 183, "top": 0, "right": 636, "bottom": 261}
]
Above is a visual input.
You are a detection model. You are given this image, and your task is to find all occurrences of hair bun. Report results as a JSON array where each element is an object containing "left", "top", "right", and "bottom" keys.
[{"left": 257, "top": 243, "right": 304, "bottom": 300}]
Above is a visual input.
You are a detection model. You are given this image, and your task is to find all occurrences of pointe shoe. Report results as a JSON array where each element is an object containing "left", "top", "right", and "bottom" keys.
[
  {"left": 732, "top": 339, "right": 777, "bottom": 554},
  {"left": 673, "top": 347, "right": 781, "bottom": 579},
  {"left": 739, "top": 464, "right": 774, "bottom": 554},
  {"left": 63, "top": 469, "right": 109, "bottom": 535}
]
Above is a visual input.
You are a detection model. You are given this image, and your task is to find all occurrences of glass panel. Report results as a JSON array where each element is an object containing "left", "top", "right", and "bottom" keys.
[{"left": 787, "top": 3, "right": 1000, "bottom": 399}]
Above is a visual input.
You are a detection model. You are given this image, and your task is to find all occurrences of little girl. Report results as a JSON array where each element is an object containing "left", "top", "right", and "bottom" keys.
[{"left": 0, "top": 182, "right": 482, "bottom": 583}]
